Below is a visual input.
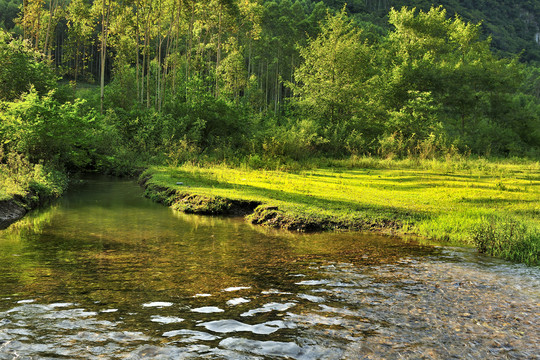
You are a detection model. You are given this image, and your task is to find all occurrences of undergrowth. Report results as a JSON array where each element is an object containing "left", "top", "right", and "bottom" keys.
[{"left": 0, "top": 149, "right": 67, "bottom": 201}]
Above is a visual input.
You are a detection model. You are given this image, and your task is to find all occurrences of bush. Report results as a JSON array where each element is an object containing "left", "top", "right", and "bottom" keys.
[
  {"left": 0, "top": 89, "right": 98, "bottom": 170},
  {"left": 254, "top": 118, "right": 327, "bottom": 161},
  {"left": 0, "top": 148, "right": 67, "bottom": 199}
]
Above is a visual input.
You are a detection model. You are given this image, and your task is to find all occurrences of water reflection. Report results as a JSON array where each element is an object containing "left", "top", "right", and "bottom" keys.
[{"left": 0, "top": 176, "right": 538, "bottom": 359}]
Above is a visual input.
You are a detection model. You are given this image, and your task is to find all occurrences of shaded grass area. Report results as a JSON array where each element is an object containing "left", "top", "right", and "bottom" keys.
[{"left": 142, "top": 157, "right": 540, "bottom": 265}]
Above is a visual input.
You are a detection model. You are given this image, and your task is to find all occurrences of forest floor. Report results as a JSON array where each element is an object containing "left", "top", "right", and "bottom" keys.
[{"left": 141, "top": 157, "right": 540, "bottom": 265}]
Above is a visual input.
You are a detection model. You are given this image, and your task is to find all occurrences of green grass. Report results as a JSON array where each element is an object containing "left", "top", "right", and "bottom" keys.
[{"left": 142, "top": 157, "right": 540, "bottom": 265}]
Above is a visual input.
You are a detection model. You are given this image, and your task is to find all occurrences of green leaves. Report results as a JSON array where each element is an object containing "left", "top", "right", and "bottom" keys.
[
  {"left": 291, "top": 8, "right": 377, "bottom": 153},
  {"left": 0, "top": 30, "right": 57, "bottom": 102},
  {"left": 289, "top": 5, "right": 539, "bottom": 157},
  {"left": 0, "top": 88, "right": 98, "bottom": 169}
]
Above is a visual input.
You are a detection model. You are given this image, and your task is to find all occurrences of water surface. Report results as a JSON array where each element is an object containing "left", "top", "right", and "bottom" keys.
[{"left": 0, "top": 177, "right": 538, "bottom": 359}]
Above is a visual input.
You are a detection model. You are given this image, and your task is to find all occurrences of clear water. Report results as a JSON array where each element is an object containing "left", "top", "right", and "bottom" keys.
[{"left": 0, "top": 176, "right": 538, "bottom": 359}]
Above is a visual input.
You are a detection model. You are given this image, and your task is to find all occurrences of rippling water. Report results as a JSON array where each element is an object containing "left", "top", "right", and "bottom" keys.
[{"left": 0, "top": 176, "right": 538, "bottom": 359}]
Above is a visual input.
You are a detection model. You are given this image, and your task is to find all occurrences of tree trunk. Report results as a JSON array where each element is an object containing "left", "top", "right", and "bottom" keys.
[
  {"left": 74, "top": 39, "right": 79, "bottom": 83},
  {"left": 43, "top": 0, "right": 53, "bottom": 57},
  {"left": 265, "top": 59, "right": 269, "bottom": 108},
  {"left": 136, "top": 1, "right": 140, "bottom": 103},
  {"left": 216, "top": 5, "right": 222, "bottom": 98},
  {"left": 186, "top": 5, "right": 194, "bottom": 82},
  {"left": 35, "top": 4, "right": 41, "bottom": 49},
  {"left": 23, "top": 0, "right": 28, "bottom": 40},
  {"left": 100, "top": 0, "right": 110, "bottom": 115}
]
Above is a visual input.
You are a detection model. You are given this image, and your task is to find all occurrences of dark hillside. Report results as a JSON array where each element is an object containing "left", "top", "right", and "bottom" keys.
[{"left": 321, "top": 0, "right": 540, "bottom": 62}]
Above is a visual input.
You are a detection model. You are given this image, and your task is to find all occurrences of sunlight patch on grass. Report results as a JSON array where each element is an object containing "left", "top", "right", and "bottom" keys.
[{"left": 143, "top": 157, "right": 539, "bottom": 264}]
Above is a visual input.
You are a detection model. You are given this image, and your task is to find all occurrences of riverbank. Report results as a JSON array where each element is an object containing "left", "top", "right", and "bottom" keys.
[
  {"left": 0, "top": 198, "right": 28, "bottom": 229},
  {"left": 0, "top": 190, "right": 63, "bottom": 229},
  {"left": 0, "top": 159, "right": 67, "bottom": 229},
  {"left": 140, "top": 158, "right": 540, "bottom": 265}
]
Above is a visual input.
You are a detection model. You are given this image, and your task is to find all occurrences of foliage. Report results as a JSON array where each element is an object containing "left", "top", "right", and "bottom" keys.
[
  {"left": 0, "top": 0, "right": 20, "bottom": 30},
  {"left": 290, "top": 6, "right": 540, "bottom": 157},
  {"left": 389, "top": 0, "right": 540, "bottom": 62},
  {"left": 2, "top": 2, "right": 538, "bottom": 163},
  {"left": 0, "top": 89, "right": 98, "bottom": 170},
  {"left": 0, "top": 147, "right": 67, "bottom": 201},
  {"left": 0, "top": 30, "right": 57, "bottom": 101}
]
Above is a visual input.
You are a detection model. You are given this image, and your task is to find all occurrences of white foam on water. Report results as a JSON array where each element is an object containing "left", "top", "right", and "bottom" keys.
[
  {"left": 151, "top": 315, "right": 184, "bottom": 324},
  {"left": 191, "top": 306, "right": 224, "bottom": 314},
  {"left": 197, "top": 319, "right": 289, "bottom": 335},
  {"left": 241, "top": 302, "right": 296, "bottom": 317},
  {"left": 222, "top": 286, "right": 251, "bottom": 292},
  {"left": 226, "top": 298, "right": 250, "bottom": 306},
  {"left": 142, "top": 302, "right": 173, "bottom": 308}
]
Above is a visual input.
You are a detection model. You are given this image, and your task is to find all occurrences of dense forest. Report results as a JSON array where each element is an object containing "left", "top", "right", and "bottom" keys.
[{"left": 0, "top": 0, "right": 539, "bottom": 177}]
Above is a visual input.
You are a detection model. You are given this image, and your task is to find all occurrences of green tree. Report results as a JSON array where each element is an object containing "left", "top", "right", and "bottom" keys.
[
  {"left": 292, "top": 8, "right": 377, "bottom": 153},
  {"left": 382, "top": 6, "right": 532, "bottom": 155},
  {"left": 0, "top": 30, "right": 57, "bottom": 101},
  {"left": 65, "top": 0, "right": 94, "bottom": 83}
]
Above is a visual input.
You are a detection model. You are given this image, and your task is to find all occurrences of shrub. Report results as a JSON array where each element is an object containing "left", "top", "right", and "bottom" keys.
[
  {"left": 0, "top": 148, "right": 67, "bottom": 199},
  {"left": 0, "top": 89, "right": 98, "bottom": 170}
]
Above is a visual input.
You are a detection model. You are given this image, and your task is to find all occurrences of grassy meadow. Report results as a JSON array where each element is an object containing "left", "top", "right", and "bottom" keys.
[{"left": 143, "top": 157, "right": 540, "bottom": 265}]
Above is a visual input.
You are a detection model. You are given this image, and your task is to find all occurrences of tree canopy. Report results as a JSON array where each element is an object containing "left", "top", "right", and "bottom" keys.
[{"left": 0, "top": 0, "right": 539, "bottom": 170}]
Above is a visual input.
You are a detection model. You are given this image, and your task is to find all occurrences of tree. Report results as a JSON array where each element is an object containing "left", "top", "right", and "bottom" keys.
[
  {"left": 0, "top": 30, "right": 57, "bottom": 101},
  {"left": 292, "top": 9, "right": 376, "bottom": 139},
  {"left": 93, "top": 0, "right": 113, "bottom": 114},
  {"left": 17, "top": 0, "right": 45, "bottom": 49},
  {"left": 382, "top": 6, "right": 532, "bottom": 154},
  {"left": 65, "top": 0, "right": 94, "bottom": 83}
]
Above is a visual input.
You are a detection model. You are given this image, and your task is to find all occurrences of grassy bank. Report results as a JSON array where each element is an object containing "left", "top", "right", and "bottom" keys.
[
  {"left": 141, "top": 157, "right": 540, "bottom": 265},
  {"left": 0, "top": 150, "right": 67, "bottom": 228}
]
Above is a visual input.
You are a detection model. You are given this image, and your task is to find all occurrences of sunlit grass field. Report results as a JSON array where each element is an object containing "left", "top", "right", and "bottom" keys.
[{"left": 144, "top": 157, "right": 540, "bottom": 264}]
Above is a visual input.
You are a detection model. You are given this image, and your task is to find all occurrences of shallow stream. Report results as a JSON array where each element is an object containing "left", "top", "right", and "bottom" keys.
[{"left": 0, "top": 177, "right": 538, "bottom": 359}]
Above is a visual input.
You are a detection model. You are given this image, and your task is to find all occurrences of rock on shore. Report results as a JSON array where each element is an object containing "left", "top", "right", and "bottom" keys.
[{"left": 0, "top": 199, "right": 27, "bottom": 229}]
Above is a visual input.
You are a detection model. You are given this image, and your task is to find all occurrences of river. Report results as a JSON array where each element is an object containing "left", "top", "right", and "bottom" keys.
[{"left": 0, "top": 176, "right": 538, "bottom": 359}]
